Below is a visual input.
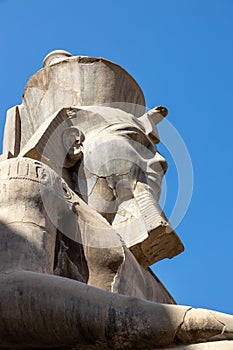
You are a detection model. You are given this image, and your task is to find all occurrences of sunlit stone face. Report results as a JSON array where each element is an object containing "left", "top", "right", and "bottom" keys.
[{"left": 65, "top": 106, "right": 167, "bottom": 224}]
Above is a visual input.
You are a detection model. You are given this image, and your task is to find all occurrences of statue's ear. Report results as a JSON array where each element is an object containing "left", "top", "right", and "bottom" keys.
[
  {"left": 138, "top": 106, "right": 168, "bottom": 144},
  {"left": 62, "top": 127, "right": 85, "bottom": 168}
]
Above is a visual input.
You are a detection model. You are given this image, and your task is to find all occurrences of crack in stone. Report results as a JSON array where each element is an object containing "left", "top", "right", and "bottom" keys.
[
  {"left": 173, "top": 307, "right": 192, "bottom": 344},
  {"left": 209, "top": 311, "right": 226, "bottom": 336}
]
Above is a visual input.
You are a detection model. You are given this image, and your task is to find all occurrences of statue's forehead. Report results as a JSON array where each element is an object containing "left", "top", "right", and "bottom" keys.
[{"left": 69, "top": 106, "right": 145, "bottom": 135}]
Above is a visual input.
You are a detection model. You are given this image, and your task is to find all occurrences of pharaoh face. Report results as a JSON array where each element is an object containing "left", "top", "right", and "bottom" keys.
[{"left": 63, "top": 106, "right": 167, "bottom": 227}]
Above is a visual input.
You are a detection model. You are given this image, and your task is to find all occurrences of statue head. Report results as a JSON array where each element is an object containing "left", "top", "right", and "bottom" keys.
[
  {"left": 62, "top": 106, "right": 168, "bottom": 226},
  {"left": 2, "top": 50, "right": 183, "bottom": 265}
]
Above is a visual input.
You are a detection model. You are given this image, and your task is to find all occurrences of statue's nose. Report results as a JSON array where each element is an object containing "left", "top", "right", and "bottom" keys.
[{"left": 149, "top": 152, "right": 168, "bottom": 175}]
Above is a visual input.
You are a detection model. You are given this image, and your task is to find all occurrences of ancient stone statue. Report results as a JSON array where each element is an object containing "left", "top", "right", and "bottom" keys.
[{"left": 0, "top": 50, "right": 232, "bottom": 349}]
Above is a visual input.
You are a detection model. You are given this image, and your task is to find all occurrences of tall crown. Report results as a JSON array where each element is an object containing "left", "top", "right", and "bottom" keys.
[
  {"left": 4, "top": 50, "right": 147, "bottom": 154},
  {"left": 25, "top": 50, "right": 145, "bottom": 114}
]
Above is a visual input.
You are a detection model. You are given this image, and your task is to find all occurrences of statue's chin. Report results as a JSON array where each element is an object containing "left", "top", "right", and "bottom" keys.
[{"left": 83, "top": 179, "right": 161, "bottom": 248}]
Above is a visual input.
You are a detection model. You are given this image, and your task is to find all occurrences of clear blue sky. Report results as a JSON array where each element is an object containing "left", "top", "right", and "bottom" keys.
[{"left": 1, "top": 0, "right": 233, "bottom": 314}]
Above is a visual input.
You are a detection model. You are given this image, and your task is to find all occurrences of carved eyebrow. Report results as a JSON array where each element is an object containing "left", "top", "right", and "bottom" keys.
[{"left": 107, "top": 124, "right": 152, "bottom": 146}]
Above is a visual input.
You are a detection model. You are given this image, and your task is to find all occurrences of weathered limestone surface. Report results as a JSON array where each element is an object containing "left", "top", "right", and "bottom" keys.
[
  {"left": 0, "top": 50, "right": 232, "bottom": 349},
  {"left": 163, "top": 341, "right": 233, "bottom": 349}
]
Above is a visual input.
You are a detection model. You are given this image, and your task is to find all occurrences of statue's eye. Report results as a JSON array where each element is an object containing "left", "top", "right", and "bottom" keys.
[{"left": 112, "top": 126, "right": 151, "bottom": 147}]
